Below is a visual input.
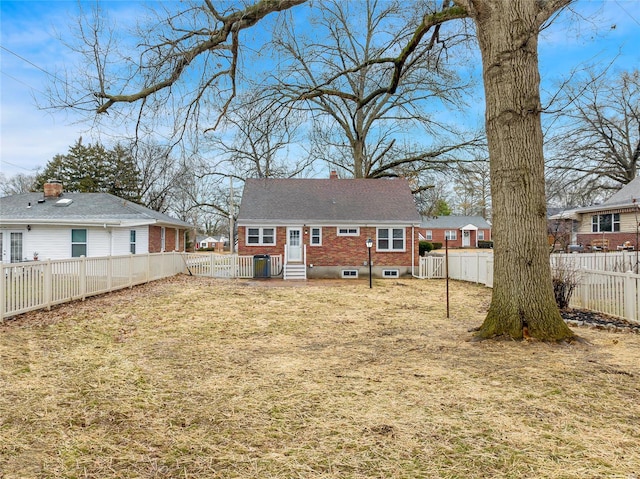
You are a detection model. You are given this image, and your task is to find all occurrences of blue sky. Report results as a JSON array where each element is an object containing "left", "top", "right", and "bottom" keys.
[{"left": 1, "top": 0, "right": 639, "bottom": 179}]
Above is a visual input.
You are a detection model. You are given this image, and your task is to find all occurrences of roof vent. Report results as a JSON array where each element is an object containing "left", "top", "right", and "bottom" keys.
[{"left": 55, "top": 198, "right": 73, "bottom": 207}]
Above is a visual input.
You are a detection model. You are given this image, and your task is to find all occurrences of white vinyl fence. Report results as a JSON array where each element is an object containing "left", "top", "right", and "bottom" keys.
[
  {"left": 1, "top": 252, "right": 186, "bottom": 321},
  {"left": 419, "top": 251, "right": 640, "bottom": 324},
  {"left": 418, "top": 252, "right": 494, "bottom": 287},
  {"left": 2, "top": 252, "right": 284, "bottom": 321},
  {"left": 184, "top": 253, "right": 282, "bottom": 278},
  {"left": 550, "top": 251, "right": 640, "bottom": 273},
  {"left": 570, "top": 269, "right": 640, "bottom": 323}
]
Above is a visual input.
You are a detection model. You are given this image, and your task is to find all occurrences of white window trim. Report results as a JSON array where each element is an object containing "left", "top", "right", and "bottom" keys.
[
  {"left": 160, "top": 227, "right": 166, "bottom": 252},
  {"left": 310, "top": 227, "right": 322, "bottom": 246},
  {"left": 337, "top": 227, "right": 360, "bottom": 236},
  {"left": 478, "top": 230, "right": 485, "bottom": 241},
  {"left": 341, "top": 269, "right": 359, "bottom": 278},
  {"left": 445, "top": 230, "right": 457, "bottom": 241},
  {"left": 130, "top": 230, "right": 136, "bottom": 254},
  {"left": 382, "top": 269, "right": 399, "bottom": 278},
  {"left": 71, "top": 228, "right": 87, "bottom": 258},
  {"left": 591, "top": 213, "right": 620, "bottom": 233},
  {"left": 376, "top": 227, "right": 406, "bottom": 252},
  {"left": 425, "top": 230, "right": 433, "bottom": 241},
  {"left": 246, "top": 227, "right": 277, "bottom": 246}
]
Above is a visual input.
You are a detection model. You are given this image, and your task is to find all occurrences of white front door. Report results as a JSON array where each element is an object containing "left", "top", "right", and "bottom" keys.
[
  {"left": 287, "top": 227, "right": 303, "bottom": 262},
  {"left": 462, "top": 230, "right": 471, "bottom": 247}
]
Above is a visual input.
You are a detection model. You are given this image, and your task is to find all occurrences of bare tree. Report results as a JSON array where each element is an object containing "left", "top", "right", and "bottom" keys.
[
  {"left": 0, "top": 173, "right": 37, "bottom": 196},
  {"left": 452, "top": 158, "right": 491, "bottom": 217},
  {"left": 546, "top": 68, "right": 640, "bottom": 201},
  {"left": 51, "top": 0, "right": 580, "bottom": 341},
  {"left": 206, "top": 90, "right": 313, "bottom": 179},
  {"left": 130, "top": 142, "right": 190, "bottom": 214},
  {"left": 271, "top": 0, "right": 480, "bottom": 183}
]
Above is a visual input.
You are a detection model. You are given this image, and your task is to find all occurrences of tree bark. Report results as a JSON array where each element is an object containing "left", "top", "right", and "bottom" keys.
[{"left": 466, "top": 0, "right": 574, "bottom": 341}]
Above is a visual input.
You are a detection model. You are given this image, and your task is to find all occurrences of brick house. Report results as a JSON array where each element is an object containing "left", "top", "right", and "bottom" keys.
[
  {"left": 236, "top": 175, "right": 422, "bottom": 279},
  {"left": 0, "top": 181, "right": 193, "bottom": 262},
  {"left": 550, "top": 176, "right": 640, "bottom": 251},
  {"left": 419, "top": 216, "right": 492, "bottom": 249}
]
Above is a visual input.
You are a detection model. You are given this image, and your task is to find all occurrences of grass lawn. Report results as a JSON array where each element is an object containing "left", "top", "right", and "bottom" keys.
[{"left": 1, "top": 275, "right": 639, "bottom": 478}]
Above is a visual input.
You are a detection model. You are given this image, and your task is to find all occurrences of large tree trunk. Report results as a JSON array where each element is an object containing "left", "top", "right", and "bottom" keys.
[{"left": 470, "top": 0, "right": 574, "bottom": 341}]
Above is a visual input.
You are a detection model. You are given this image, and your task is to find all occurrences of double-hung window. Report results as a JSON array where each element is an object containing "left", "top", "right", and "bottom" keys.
[
  {"left": 591, "top": 213, "right": 620, "bottom": 232},
  {"left": 377, "top": 228, "right": 405, "bottom": 251},
  {"left": 478, "top": 230, "right": 485, "bottom": 241},
  {"left": 425, "top": 230, "right": 433, "bottom": 241},
  {"left": 310, "top": 227, "right": 322, "bottom": 246},
  {"left": 247, "top": 227, "right": 276, "bottom": 245},
  {"left": 71, "top": 229, "right": 87, "bottom": 257},
  {"left": 445, "top": 230, "right": 457, "bottom": 241}
]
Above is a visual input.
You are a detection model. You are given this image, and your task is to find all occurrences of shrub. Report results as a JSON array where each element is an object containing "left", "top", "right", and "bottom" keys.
[
  {"left": 478, "top": 240, "right": 493, "bottom": 249},
  {"left": 552, "top": 260, "right": 581, "bottom": 309},
  {"left": 431, "top": 242, "right": 443, "bottom": 250},
  {"left": 419, "top": 241, "right": 433, "bottom": 256}
]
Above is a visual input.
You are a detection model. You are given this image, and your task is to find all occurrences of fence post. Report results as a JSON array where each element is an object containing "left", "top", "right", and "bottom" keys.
[
  {"left": 129, "top": 254, "right": 134, "bottom": 288},
  {"left": 624, "top": 271, "right": 637, "bottom": 323},
  {"left": 0, "top": 263, "right": 5, "bottom": 322},
  {"left": 580, "top": 269, "right": 589, "bottom": 309},
  {"left": 80, "top": 256, "right": 87, "bottom": 300},
  {"left": 107, "top": 256, "right": 113, "bottom": 292},
  {"left": 44, "top": 259, "right": 52, "bottom": 311}
]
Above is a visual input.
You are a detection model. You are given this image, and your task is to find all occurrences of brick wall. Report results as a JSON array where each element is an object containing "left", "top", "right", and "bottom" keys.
[
  {"left": 577, "top": 232, "right": 639, "bottom": 250},
  {"left": 149, "top": 226, "right": 186, "bottom": 253},
  {"left": 238, "top": 225, "right": 419, "bottom": 266}
]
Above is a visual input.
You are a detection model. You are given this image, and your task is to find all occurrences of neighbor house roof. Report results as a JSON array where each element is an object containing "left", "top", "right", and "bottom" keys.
[
  {"left": 237, "top": 178, "right": 421, "bottom": 225},
  {"left": 420, "top": 215, "right": 491, "bottom": 229},
  {"left": 549, "top": 176, "right": 640, "bottom": 220},
  {"left": 0, "top": 192, "right": 193, "bottom": 228}
]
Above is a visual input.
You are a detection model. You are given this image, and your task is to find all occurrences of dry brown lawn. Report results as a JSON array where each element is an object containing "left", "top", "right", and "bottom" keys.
[{"left": 1, "top": 275, "right": 639, "bottom": 479}]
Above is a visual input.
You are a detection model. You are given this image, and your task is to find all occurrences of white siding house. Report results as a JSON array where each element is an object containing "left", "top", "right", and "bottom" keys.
[{"left": 0, "top": 183, "right": 192, "bottom": 263}]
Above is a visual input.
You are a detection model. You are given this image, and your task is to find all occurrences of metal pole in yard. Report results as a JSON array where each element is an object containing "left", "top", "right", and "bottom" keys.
[{"left": 445, "top": 237, "right": 450, "bottom": 319}]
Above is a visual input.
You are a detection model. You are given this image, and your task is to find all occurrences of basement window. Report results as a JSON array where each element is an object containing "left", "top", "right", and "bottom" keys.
[
  {"left": 382, "top": 269, "right": 399, "bottom": 278},
  {"left": 337, "top": 227, "right": 359, "bottom": 236},
  {"left": 341, "top": 270, "right": 358, "bottom": 278}
]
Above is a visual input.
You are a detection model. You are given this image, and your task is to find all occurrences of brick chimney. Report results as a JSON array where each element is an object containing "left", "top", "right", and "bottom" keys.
[
  {"left": 329, "top": 170, "right": 338, "bottom": 179},
  {"left": 44, "top": 180, "right": 63, "bottom": 198}
]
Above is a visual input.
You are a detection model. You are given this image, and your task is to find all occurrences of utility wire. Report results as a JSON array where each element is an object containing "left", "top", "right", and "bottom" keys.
[
  {"left": 614, "top": 0, "right": 640, "bottom": 27},
  {"left": 0, "top": 45, "right": 66, "bottom": 84}
]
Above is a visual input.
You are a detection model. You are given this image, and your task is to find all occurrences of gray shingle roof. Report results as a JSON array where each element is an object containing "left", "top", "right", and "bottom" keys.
[
  {"left": 603, "top": 176, "right": 640, "bottom": 206},
  {"left": 237, "top": 178, "right": 421, "bottom": 224},
  {"left": 0, "top": 192, "right": 193, "bottom": 228},
  {"left": 420, "top": 215, "right": 491, "bottom": 229}
]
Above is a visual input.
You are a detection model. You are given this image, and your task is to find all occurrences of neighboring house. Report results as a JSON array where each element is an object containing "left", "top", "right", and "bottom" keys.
[
  {"left": 547, "top": 207, "right": 578, "bottom": 252},
  {"left": 550, "top": 176, "right": 640, "bottom": 251},
  {"left": 196, "top": 235, "right": 227, "bottom": 252},
  {"left": 0, "top": 181, "right": 193, "bottom": 263},
  {"left": 419, "top": 216, "right": 492, "bottom": 248},
  {"left": 236, "top": 175, "right": 422, "bottom": 279}
]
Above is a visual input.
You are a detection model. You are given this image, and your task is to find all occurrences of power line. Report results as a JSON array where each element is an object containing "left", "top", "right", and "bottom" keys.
[
  {"left": 0, "top": 45, "right": 66, "bottom": 84},
  {"left": 1, "top": 160, "right": 39, "bottom": 172},
  {"left": 614, "top": 0, "right": 640, "bottom": 27},
  {"left": 1, "top": 70, "right": 45, "bottom": 95}
]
